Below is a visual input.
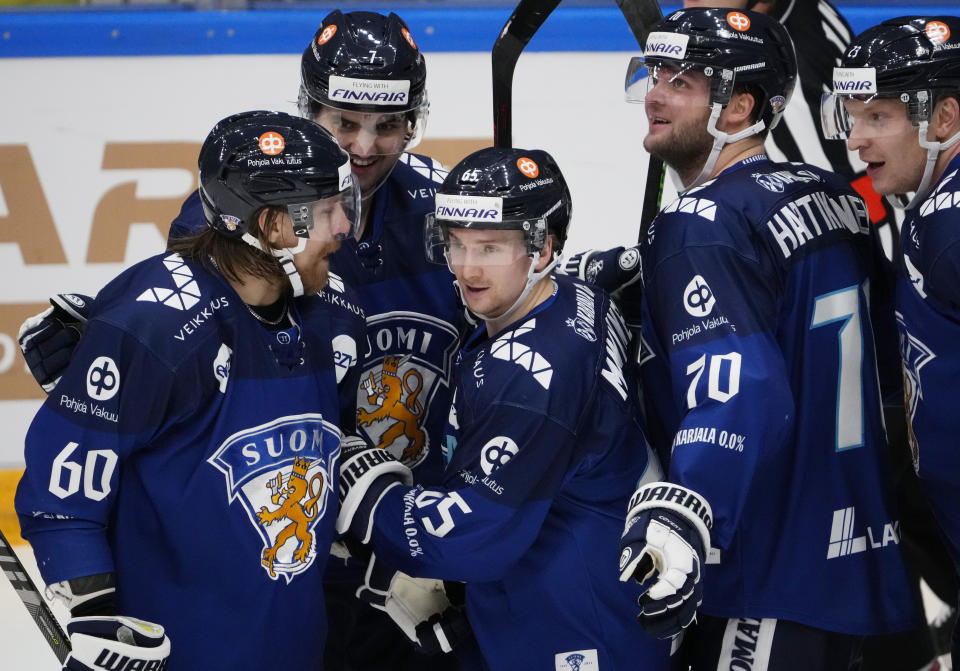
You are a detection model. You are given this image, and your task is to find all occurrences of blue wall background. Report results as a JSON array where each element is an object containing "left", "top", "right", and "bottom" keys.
[{"left": 0, "top": 1, "right": 954, "bottom": 57}]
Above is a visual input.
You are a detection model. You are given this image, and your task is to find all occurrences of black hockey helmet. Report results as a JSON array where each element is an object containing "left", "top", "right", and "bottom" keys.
[
  {"left": 627, "top": 7, "right": 798, "bottom": 131},
  {"left": 299, "top": 11, "right": 427, "bottom": 115},
  {"left": 425, "top": 147, "right": 572, "bottom": 265},
  {"left": 827, "top": 16, "right": 960, "bottom": 130},
  {"left": 198, "top": 110, "right": 360, "bottom": 242}
]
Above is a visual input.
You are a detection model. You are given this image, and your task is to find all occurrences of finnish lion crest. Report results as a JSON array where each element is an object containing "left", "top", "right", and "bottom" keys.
[
  {"left": 208, "top": 414, "right": 339, "bottom": 583},
  {"left": 357, "top": 312, "right": 460, "bottom": 469}
]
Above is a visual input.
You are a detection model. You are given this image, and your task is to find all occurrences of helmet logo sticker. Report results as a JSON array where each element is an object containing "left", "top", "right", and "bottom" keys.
[
  {"left": 644, "top": 31, "right": 689, "bottom": 60},
  {"left": 317, "top": 25, "right": 337, "bottom": 46},
  {"left": 517, "top": 157, "right": 539, "bottom": 179},
  {"left": 259, "top": 132, "right": 285, "bottom": 156},
  {"left": 925, "top": 21, "right": 950, "bottom": 45},
  {"left": 220, "top": 214, "right": 241, "bottom": 232},
  {"left": 401, "top": 27, "right": 417, "bottom": 50},
  {"left": 328, "top": 75, "right": 410, "bottom": 106},
  {"left": 726, "top": 12, "right": 751, "bottom": 32}
]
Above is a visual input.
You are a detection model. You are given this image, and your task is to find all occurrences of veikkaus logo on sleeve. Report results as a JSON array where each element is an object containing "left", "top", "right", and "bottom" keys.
[
  {"left": 434, "top": 194, "right": 504, "bottom": 222},
  {"left": 328, "top": 75, "right": 410, "bottom": 106}
]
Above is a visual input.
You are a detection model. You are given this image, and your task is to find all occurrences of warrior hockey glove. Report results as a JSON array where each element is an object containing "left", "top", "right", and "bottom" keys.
[
  {"left": 64, "top": 615, "right": 169, "bottom": 671},
  {"left": 18, "top": 293, "right": 93, "bottom": 393},
  {"left": 336, "top": 436, "right": 413, "bottom": 542},
  {"left": 356, "top": 553, "right": 472, "bottom": 656},
  {"left": 558, "top": 247, "right": 643, "bottom": 298},
  {"left": 619, "top": 482, "right": 713, "bottom": 639}
]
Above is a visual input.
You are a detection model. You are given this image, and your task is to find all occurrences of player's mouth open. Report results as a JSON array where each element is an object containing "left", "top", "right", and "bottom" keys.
[{"left": 351, "top": 156, "right": 378, "bottom": 169}]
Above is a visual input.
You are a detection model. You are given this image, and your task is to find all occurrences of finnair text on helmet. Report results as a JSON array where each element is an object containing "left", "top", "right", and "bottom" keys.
[
  {"left": 436, "top": 205, "right": 500, "bottom": 220},
  {"left": 646, "top": 43, "right": 684, "bottom": 57},
  {"left": 833, "top": 67, "right": 876, "bottom": 94},
  {"left": 331, "top": 89, "right": 408, "bottom": 104},
  {"left": 833, "top": 80, "right": 874, "bottom": 92},
  {"left": 644, "top": 32, "right": 689, "bottom": 60}
]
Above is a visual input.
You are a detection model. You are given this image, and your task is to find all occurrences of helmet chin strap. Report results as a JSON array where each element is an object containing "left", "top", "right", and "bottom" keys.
[
  {"left": 241, "top": 232, "right": 306, "bottom": 297},
  {"left": 902, "top": 122, "right": 960, "bottom": 210},
  {"left": 682, "top": 103, "right": 767, "bottom": 192},
  {"left": 453, "top": 253, "right": 556, "bottom": 331}
]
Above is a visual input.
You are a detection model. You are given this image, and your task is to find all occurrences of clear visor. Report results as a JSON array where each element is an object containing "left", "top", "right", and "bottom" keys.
[
  {"left": 625, "top": 57, "right": 728, "bottom": 108},
  {"left": 288, "top": 174, "right": 361, "bottom": 242},
  {"left": 424, "top": 215, "right": 546, "bottom": 266},
  {"left": 304, "top": 100, "right": 429, "bottom": 156},
  {"left": 820, "top": 92, "right": 927, "bottom": 141}
]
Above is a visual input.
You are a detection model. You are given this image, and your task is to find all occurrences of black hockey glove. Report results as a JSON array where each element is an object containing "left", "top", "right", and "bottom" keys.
[
  {"left": 356, "top": 553, "right": 471, "bottom": 656},
  {"left": 558, "top": 246, "right": 643, "bottom": 298},
  {"left": 619, "top": 482, "right": 712, "bottom": 639},
  {"left": 18, "top": 293, "right": 94, "bottom": 393},
  {"left": 336, "top": 436, "right": 413, "bottom": 542}
]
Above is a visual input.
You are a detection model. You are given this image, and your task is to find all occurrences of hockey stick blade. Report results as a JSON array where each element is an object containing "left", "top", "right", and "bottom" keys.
[
  {"left": 0, "top": 528, "right": 71, "bottom": 663},
  {"left": 492, "top": 0, "right": 562, "bottom": 147},
  {"left": 615, "top": 0, "right": 666, "bottom": 241}
]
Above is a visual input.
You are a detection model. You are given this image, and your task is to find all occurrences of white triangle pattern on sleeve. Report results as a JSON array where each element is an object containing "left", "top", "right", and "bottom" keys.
[{"left": 489, "top": 319, "right": 553, "bottom": 389}]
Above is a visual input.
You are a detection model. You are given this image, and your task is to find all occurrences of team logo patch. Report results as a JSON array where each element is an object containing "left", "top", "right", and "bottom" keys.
[
  {"left": 86, "top": 356, "right": 119, "bottom": 401},
  {"left": 683, "top": 275, "right": 715, "bottom": 317},
  {"left": 356, "top": 312, "right": 459, "bottom": 469},
  {"left": 753, "top": 172, "right": 785, "bottom": 193},
  {"left": 401, "top": 27, "right": 417, "bottom": 50},
  {"left": 726, "top": 11, "right": 751, "bottom": 32},
  {"left": 555, "top": 649, "right": 599, "bottom": 671},
  {"left": 517, "top": 157, "right": 539, "bottom": 179},
  {"left": 317, "top": 24, "right": 337, "bottom": 45},
  {"left": 769, "top": 95, "right": 786, "bottom": 115},
  {"left": 259, "top": 131, "right": 285, "bottom": 156},
  {"left": 208, "top": 414, "right": 340, "bottom": 583},
  {"left": 480, "top": 436, "right": 518, "bottom": 475},
  {"left": 926, "top": 20, "right": 950, "bottom": 44},
  {"left": 220, "top": 214, "right": 241, "bottom": 232}
]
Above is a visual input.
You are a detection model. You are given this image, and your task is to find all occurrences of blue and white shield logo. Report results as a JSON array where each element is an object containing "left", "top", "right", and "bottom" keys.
[{"left": 208, "top": 414, "right": 341, "bottom": 583}]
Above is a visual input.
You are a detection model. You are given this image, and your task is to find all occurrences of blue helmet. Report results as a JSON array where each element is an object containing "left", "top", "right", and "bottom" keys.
[{"left": 425, "top": 147, "right": 572, "bottom": 264}]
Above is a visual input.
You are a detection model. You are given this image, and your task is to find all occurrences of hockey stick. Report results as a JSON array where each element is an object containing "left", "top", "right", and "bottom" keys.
[
  {"left": 0, "top": 528, "right": 71, "bottom": 663},
  {"left": 492, "top": 0, "right": 562, "bottom": 147},
  {"left": 615, "top": 0, "right": 665, "bottom": 242}
]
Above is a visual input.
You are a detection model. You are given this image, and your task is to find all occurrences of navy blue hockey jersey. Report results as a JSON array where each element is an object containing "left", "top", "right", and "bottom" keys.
[
  {"left": 170, "top": 153, "right": 462, "bottom": 486},
  {"left": 365, "top": 276, "right": 670, "bottom": 669},
  {"left": 896, "top": 155, "right": 960, "bottom": 567},
  {"left": 16, "top": 252, "right": 364, "bottom": 670},
  {"left": 635, "top": 157, "right": 915, "bottom": 634}
]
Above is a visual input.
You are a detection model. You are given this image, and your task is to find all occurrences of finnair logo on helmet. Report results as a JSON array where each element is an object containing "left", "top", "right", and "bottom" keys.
[
  {"left": 833, "top": 67, "right": 876, "bottom": 94},
  {"left": 338, "top": 160, "right": 352, "bottom": 191},
  {"left": 644, "top": 32, "right": 689, "bottom": 60},
  {"left": 329, "top": 75, "right": 410, "bottom": 106},
  {"left": 435, "top": 194, "right": 503, "bottom": 222}
]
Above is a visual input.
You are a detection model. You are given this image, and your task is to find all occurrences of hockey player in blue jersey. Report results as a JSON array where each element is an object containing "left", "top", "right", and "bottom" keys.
[
  {"left": 18, "top": 10, "right": 470, "bottom": 669},
  {"left": 613, "top": 8, "right": 917, "bottom": 668},
  {"left": 822, "top": 16, "right": 960, "bottom": 666},
  {"left": 333, "top": 146, "right": 672, "bottom": 670},
  {"left": 14, "top": 111, "right": 365, "bottom": 670}
]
